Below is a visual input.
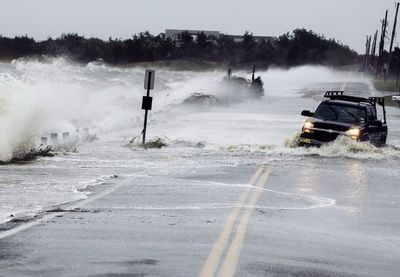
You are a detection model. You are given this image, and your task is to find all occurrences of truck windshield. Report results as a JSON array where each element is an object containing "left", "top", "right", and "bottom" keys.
[{"left": 314, "top": 103, "right": 366, "bottom": 124}]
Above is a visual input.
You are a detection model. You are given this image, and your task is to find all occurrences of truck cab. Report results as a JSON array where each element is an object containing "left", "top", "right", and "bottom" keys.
[{"left": 298, "top": 91, "right": 387, "bottom": 147}]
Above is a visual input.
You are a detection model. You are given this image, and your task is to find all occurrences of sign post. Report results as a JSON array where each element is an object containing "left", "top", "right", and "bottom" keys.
[{"left": 142, "top": 69, "right": 155, "bottom": 145}]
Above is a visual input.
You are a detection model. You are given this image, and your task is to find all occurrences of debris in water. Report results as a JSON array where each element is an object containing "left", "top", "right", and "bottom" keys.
[
  {"left": 124, "top": 136, "right": 172, "bottom": 149},
  {"left": 182, "top": 93, "right": 219, "bottom": 106},
  {"left": 143, "top": 137, "right": 168, "bottom": 149},
  {"left": 0, "top": 145, "right": 54, "bottom": 165}
]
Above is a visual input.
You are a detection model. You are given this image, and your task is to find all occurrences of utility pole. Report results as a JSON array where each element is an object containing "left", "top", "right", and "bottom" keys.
[
  {"left": 369, "top": 30, "right": 378, "bottom": 72},
  {"left": 376, "top": 10, "right": 388, "bottom": 79},
  {"left": 387, "top": 2, "right": 400, "bottom": 78},
  {"left": 364, "top": 36, "right": 371, "bottom": 72}
]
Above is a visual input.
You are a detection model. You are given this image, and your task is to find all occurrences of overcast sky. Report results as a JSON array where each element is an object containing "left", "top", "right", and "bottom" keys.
[{"left": 0, "top": 0, "right": 397, "bottom": 54}]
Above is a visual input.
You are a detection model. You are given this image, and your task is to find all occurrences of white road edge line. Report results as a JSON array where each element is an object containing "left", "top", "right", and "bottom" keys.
[{"left": 0, "top": 182, "right": 124, "bottom": 240}]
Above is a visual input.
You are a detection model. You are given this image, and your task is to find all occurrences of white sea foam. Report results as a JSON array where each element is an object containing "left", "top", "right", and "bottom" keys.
[
  {"left": 0, "top": 72, "right": 42, "bottom": 161},
  {"left": 0, "top": 58, "right": 144, "bottom": 161},
  {"left": 144, "top": 134, "right": 400, "bottom": 161},
  {"left": 1, "top": 59, "right": 376, "bottom": 161}
]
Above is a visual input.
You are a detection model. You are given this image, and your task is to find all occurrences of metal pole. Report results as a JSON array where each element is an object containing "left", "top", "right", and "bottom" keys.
[
  {"left": 370, "top": 30, "right": 378, "bottom": 72},
  {"left": 376, "top": 10, "right": 388, "bottom": 79},
  {"left": 387, "top": 2, "right": 400, "bottom": 76},
  {"left": 142, "top": 71, "right": 152, "bottom": 145},
  {"left": 364, "top": 36, "right": 371, "bottom": 72}
]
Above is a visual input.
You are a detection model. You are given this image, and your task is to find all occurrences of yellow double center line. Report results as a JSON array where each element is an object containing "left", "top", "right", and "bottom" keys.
[{"left": 199, "top": 164, "right": 272, "bottom": 277}]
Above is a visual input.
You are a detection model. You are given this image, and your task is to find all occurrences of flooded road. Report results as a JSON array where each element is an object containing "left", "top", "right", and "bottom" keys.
[{"left": 1, "top": 60, "right": 400, "bottom": 276}]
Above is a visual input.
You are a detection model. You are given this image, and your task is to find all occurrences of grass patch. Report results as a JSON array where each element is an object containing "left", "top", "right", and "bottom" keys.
[
  {"left": 373, "top": 80, "right": 400, "bottom": 92},
  {"left": 384, "top": 95, "right": 400, "bottom": 107}
]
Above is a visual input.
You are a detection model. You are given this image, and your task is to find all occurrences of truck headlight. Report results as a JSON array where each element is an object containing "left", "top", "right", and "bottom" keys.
[
  {"left": 303, "top": 121, "right": 314, "bottom": 133},
  {"left": 346, "top": 128, "right": 360, "bottom": 140}
]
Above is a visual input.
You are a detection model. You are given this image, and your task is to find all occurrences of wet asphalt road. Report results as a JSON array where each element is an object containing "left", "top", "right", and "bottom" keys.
[
  {"left": 1, "top": 76, "right": 400, "bottom": 276},
  {"left": 1, "top": 155, "right": 400, "bottom": 277}
]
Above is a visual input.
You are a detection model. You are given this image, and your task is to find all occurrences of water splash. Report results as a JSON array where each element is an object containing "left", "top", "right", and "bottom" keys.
[
  {"left": 199, "top": 135, "right": 400, "bottom": 160},
  {"left": 0, "top": 58, "right": 144, "bottom": 161},
  {"left": 1, "top": 59, "right": 397, "bottom": 162},
  {"left": 0, "top": 72, "right": 43, "bottom": 161}
]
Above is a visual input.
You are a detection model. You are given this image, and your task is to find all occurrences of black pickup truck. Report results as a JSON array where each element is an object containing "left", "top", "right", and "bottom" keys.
[{"left": 298, "top": 91, "right": 388, "bottom": 147}]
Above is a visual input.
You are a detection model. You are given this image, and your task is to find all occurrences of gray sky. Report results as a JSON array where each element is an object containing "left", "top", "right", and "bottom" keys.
[{"left": 0, "top": 0, "right": 397, "bottom": 54}]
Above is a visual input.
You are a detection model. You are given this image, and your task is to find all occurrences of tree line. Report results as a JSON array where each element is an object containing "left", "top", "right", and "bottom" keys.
[{"left": 0, "top": 29, "right": 360, "bottom": 68}]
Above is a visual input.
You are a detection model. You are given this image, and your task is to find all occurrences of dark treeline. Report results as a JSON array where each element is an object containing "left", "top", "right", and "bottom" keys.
[{"left": 0, "top": 29, "right": 360, "bottom": 68}]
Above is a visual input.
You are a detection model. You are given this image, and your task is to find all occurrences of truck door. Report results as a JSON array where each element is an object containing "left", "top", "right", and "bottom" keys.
[{"left": 366, "top": 106, "right": 383, "bottom": 145}]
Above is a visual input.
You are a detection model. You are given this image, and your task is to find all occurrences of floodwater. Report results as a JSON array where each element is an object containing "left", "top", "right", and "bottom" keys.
[{"left": 1, "top": 58, "right": 400, "bottom": 225}]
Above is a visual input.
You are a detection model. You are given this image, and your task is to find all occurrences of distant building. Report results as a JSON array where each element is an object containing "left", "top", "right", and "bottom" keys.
[
  {"left": 165, "top": 29, "right": 277, "bottom": 43},
  {"left": 165, "top": 29, "right": 220, "bottom": 41}
]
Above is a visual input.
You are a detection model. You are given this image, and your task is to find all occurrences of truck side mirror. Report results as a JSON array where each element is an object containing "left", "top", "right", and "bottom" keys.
[{"left": 301, "top": 110, "right": 314, "bottom": 117}]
